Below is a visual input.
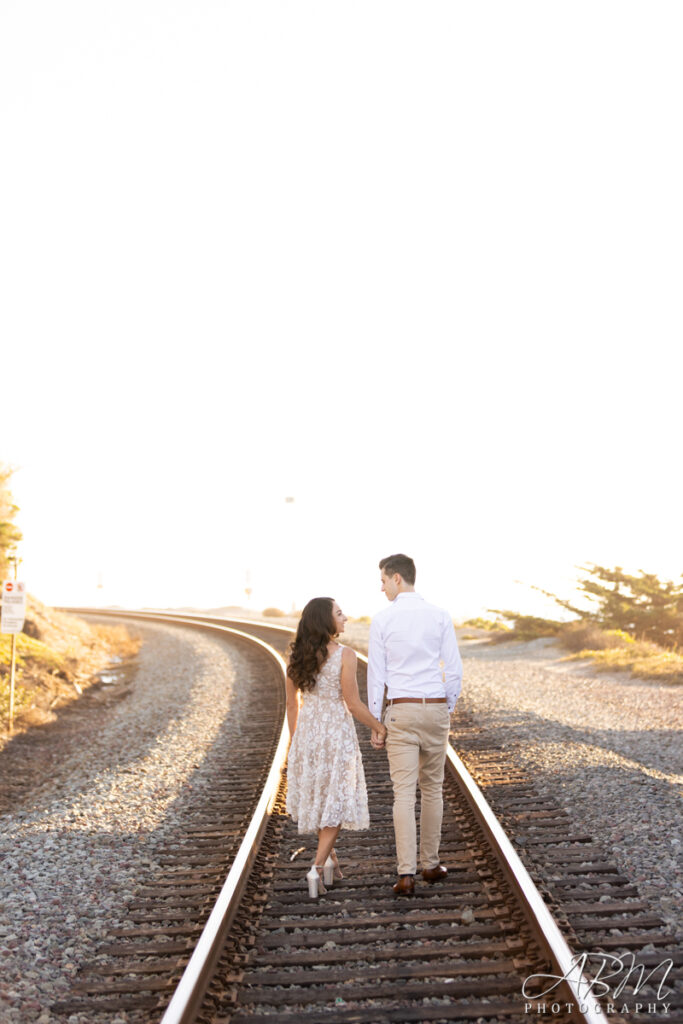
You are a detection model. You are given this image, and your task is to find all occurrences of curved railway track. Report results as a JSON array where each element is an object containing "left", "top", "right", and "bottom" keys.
[
  {"left": 50, "top": 613, "right": 288, "bottom": 1021},
  {"left": 54, "top": 610, "right": 680, "bottom": 1024}
]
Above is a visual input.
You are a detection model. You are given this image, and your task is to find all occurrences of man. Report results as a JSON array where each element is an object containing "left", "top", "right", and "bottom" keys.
[{"left": 367, "top": 553, "right": 462, "bottom": 895}]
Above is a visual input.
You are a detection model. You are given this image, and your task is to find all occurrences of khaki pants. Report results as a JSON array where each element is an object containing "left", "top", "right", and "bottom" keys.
[{"left": 384, "top": 702, "right": 451, "bottom": 875}]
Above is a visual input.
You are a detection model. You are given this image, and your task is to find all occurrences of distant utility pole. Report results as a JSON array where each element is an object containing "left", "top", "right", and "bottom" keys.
[{"left": 284, "top": 497, "right": 296, "bottom": 613}]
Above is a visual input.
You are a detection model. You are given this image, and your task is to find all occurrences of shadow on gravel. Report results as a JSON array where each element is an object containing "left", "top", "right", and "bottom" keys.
[
  {"left": 0, "top": 656, "right": 147, "bottom": 817},
  {"left": 0, "top": 624, "right": 283, "bottom": 841},
  {"left": 452, "top": 702, "right": 682, "bottom": 783},
  {"left": 0, "top": 620, "right": 274, "bottom": 822}
]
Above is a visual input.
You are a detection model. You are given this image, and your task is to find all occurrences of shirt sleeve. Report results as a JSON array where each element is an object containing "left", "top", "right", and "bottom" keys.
[
  {"left": 366, "top": 617, "right": 387, "bottom": 720},
  {"left": 441, "top": 612, "right": 463, "bottom": 712}
]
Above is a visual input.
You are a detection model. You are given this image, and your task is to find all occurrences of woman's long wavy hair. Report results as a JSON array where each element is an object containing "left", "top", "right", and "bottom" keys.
[{"left": 288, "top": 596, "right": 337, "bottom": 692}]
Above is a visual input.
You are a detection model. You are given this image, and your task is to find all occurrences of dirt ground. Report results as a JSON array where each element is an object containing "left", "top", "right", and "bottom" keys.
[{"left": 0, "top": 597, "right": 140, "bottom": 751}]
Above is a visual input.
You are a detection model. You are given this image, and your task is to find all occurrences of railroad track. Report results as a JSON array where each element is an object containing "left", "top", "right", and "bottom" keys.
[
  {"left": 51, "top": 612, "right": 289, "bottom": 1021},
  {"left": 54, "top": 610, "right": 680, "bottom": 1024}
]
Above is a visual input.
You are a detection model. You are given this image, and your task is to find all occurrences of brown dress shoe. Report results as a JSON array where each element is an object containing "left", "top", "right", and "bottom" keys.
[
  {"left": 393, "top": 874, "right": 415, "bottom": 895},
  {"left": 422, "top": 863, "right": 448, "bottom": 883}
]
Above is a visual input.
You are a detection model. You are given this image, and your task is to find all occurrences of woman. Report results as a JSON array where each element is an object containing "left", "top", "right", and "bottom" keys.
[{"left": 285, "top": 596, "right": 387, "bottom": 896}]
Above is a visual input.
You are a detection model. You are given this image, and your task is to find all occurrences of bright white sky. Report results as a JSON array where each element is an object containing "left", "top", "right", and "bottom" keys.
[{"left": 1, "top": 2, "right": 681, "bottom": 621}]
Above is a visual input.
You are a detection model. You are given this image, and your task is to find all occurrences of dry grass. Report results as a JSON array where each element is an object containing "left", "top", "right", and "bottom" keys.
[
  {"left": 460, "top": 617, "right": 510, "bottom": 632},
  {"left": 487, "top": 615, "right": 564, "bottom": 643},
  {"left": 1, "top": 595, "right": 141, "bottom": 731},
  {"left": 91, "top": 623, "right": 141, "bottom": 660},
  {"left": 0, "top": 633, "right": 65, "bottom": 672},
  {"left": 557, "top": 622, "right": 632, "bottom": 652},
  {"left": 474, "top": 611, "right": 683, "bottom": 683},
  {"left": 566, "top": 641, "right": 683, "bottom": 684},
  {"left": 0, "top": 673, "right": 32, "bottom": 717}
]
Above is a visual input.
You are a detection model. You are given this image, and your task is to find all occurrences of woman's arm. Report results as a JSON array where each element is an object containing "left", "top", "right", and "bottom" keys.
[
  {"left": 340, "top": 647, "right": 387, "bottom": 737},
  {"left": 286, "top": 675, "right": 300, "bottom": 737}
]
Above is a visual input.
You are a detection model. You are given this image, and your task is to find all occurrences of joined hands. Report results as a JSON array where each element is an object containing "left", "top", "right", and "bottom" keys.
[{"left": 371, "top": 724, "right": 387, "bottom": 749}]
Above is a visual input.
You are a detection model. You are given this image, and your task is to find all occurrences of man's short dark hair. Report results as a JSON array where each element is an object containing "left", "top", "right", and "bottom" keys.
[{"left": 379, "top": 553, "right": 416, "bottom": 585}]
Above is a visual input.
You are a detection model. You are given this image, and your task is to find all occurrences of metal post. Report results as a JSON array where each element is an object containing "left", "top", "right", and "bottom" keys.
[
  {"left": 6, "top": 555, "right": 19, "bottom": 734},
  {"left": 8, "top": 633, "right": 16, "bottom": 734}
]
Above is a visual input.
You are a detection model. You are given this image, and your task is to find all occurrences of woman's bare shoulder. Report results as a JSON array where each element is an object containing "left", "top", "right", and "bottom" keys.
[{"left": 341, "top": 645, "right": 357, "bottom": 665}]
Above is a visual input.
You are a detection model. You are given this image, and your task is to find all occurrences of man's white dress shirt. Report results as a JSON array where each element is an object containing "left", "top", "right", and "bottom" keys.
[{"left": 366, "top": 591, "right": 463, "bottom": 719}]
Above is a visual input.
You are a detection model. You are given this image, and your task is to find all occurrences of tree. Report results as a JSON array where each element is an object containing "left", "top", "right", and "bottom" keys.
[
  {"left": 531, "top": 564, "right": 683, "bottom": 649},
  {"left": 0, "top": 464, "right": 22, "bottom": 580}
]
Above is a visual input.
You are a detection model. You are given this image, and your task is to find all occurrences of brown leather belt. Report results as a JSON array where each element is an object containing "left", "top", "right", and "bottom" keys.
[{"left": 387, "top": 697, "right": 447, "bottom": 705}]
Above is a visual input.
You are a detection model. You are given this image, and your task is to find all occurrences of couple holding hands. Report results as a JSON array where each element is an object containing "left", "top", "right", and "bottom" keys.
[{"left": 285, "top": 553, "right": 463, "bottom": 897}]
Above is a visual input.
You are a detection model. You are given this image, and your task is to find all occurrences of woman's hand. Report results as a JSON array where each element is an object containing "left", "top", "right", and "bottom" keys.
[{"left": 371, "top": 722, "right": 387, "bottom": 749}]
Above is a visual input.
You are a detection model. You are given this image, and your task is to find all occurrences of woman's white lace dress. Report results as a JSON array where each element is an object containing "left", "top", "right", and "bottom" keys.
[{"left": 286, "top": 646, "right": 369, "bottom": 833}]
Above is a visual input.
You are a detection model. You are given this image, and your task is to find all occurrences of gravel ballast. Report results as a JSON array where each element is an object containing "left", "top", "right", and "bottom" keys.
[
  {"left": 0, "top": 620, "right": 261, "bottom": 1024},
  {"left": 456, "top": 637, "right": 683, "bottom": 933},
  {"left": 0, "top": 620, "right": 680, "bottom": 1023}
]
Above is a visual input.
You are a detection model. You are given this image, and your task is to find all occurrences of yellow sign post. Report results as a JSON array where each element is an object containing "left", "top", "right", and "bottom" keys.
[{"left": 2, "top": 561, "right": 25, "bottom": 733}]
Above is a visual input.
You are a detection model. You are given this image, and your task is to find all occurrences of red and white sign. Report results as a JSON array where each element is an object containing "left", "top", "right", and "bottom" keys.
[{"left": 1, "top": 580, "right": 27, "bottom": 634}]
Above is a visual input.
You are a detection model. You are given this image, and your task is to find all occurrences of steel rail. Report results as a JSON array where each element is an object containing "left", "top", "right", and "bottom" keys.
[
  {"left": 445, "top": 744, "right": 606, "bottom": 1023},
  {"left": 61, "top": 607, "right": 294, "bottom": 636},
  {"left": 63, "top": 608, "right": 290, "bottom": 1024},
  {"left": 159, "top": 633, "right": 289, "bottom": 1024},
  {"left": 65, "top": 607, "right": 605, "bottom": 1024}
]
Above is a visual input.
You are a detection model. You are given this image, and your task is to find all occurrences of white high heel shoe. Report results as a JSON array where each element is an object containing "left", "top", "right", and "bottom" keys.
[
  {"left": 324, "top": 850, "right": 343, "bottom": 884},
  {"left": 307, "top": 865, "right": 327, "bottom": 898}
]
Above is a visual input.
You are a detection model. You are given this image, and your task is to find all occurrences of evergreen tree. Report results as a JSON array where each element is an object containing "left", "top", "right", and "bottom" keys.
[
  {"left": 0, "top": 465, "right": 22, "bottom": 580},
  {"left": 533, "top": 564, "right": 683, "bottom": 649}
]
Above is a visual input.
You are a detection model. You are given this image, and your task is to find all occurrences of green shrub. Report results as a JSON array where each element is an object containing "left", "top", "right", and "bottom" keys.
[
  {"left": 0, "top": 464, "right": 22, "bottom": 580},
  {"left": 461, "top": 617, "right": 510, "bottom": 631},
  {"left": 487, "top": 611, "right": 565, "bottom": 642},
  {"left": 0, "top": 633, "right": 65, "bottom": 672}
]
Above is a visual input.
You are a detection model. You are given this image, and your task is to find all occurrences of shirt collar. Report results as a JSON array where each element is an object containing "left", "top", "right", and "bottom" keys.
[{"left": 394, "top": 591, "right": 423, "bottom": 601}]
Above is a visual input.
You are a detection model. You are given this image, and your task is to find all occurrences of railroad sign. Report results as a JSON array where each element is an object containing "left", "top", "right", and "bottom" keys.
[{"left": 1, "top": 580, "right": 27, "bottom": 634}]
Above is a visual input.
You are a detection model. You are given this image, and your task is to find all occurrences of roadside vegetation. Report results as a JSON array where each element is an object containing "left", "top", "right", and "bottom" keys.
[
  {"left": 488, "top": 564, "right": 683, "bottom": 684},
  {"left": 1, "top": 595, "right": 141, "bottom": 732},
  {"left": 0, "top": 465, "right": 140, "bottom": 732},
  {"left": 461, "top": 617, "right": 511, "bottom": 632},
  {"left": 0, "top": 463, "right": 22, "bottom": 581}
]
